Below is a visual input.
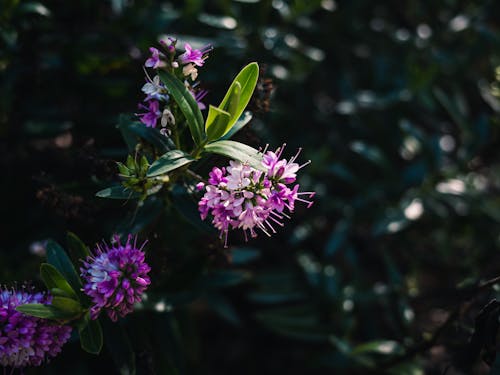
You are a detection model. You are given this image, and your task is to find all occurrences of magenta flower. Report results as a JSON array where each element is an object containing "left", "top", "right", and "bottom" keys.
[
  {"left": 137, "top": 100, "right": 162, "bottom": 128},
  {"left": 198, "top": 145, "right": 314, "bottom": 246},
  {"left": 0, "top": 287, "right": 72, "bottom": 368},
  {"left": 145, "top": 47, "right": 165, "bottom": 69},
  {"left": 179, "top": 43, "right": 212, "bottom": 66},
  {"left": 80, "top": 235, "right": 151, "bottom": 322}
]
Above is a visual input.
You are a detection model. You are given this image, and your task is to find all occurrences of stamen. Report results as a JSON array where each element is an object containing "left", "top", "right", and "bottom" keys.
[
  {"left": 299, "top": 160, "right": 311, "bottom": 169},
  {"left": 290, "top": 147, "right": 303, "bottom": 163}
]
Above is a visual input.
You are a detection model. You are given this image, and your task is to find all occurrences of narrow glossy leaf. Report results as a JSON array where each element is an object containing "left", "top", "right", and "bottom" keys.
[
  {"left": 221, "top": 111, "right": 253, "bottom": 140},
  {"left": 79, "top": 314, "right": 103, "bottom": 354},
  {"left": 16, "top": 303, "right": 76, "bottom": 320},
  {"left": 147, "top": 150, "right": 195, "bottom": 177},
  {"left": 40, "top": 263, "right": 78, "bottom": 300},
  {"left": 96, "top": 185, "right": 140, "bottom": 200},
  {"left": 46, "top": 240, "right": 82, "bottom": 292},
  {"left": 51, "top": 296, "right": 83, "bottom": 314},
  {"left": 118, "top": 116, "right": 173, "bottom": 153},
  {"left": 158, "top": 70, "right": 205, "bottom": 145},
  {"left": 219, "top": 62, "right": 259, "bottom": 128},
  {"left": 203, "top": 140, "right": 264, "bottom": 170},
  {"left": 66, "top": 232, "right": 90, "bottom": 265},
  {"left": 205, "top": 105, "right": 231, "bottom": 141}
]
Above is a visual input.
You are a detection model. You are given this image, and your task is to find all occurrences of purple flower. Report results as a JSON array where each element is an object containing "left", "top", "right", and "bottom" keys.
[
  {"left": 137, "top": 100, "right": 162, "bottom": 128},
  {"left": 145, "top": 47, "right": 165, "bottom": 69},
  {"left": 179, "top": 43, "right": 212, "bottom": 67},
  {"left": 0, "top": 287, "right": 72, "bottom": 369},
  {"left": 80, "top": 235, "right": 151, "bottom": 322},
  {"left": 191, "top": 89, "right": 208, "bottom": 110},
  {"left": 198, "top": 145, "right": 314, "bottom": 246}
]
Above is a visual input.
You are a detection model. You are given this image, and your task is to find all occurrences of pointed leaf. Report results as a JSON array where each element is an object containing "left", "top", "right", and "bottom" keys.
[
  {"left": 79, "top": 314, "right": 103, "bottom": 354},
  {"left": 66, "top": 232, "right": 90, "bottom": 265},
  {"left": 51, "top": 296, "right": 83, "bottom": 314},
  {"left": 203, "top": 140, "right": 264, "bottom": 170},
  {"left": 40, "top": 263, "right": 78, "bottom": 300},
  {"left": 219, "top": 62, "right": 259, "bottom": 128},
  {"left": 96, "top": 185, "right": 140, "bottom": 200},
  {"left": 158, "top": 70, "right": 205, "bottom": 145},
  {"left": 221, "top": 111, "right": 253, "bottom": 140},
  {"left": 147, "top": 150, "right": 195, "bottom": 177},
  {"left": 46, "top": 240, "right": 82, "bottom": 292},
  {"left": 205, "top": 105, "right": 231, "bottom": 141},
  {"left": 16, "top": 303, "right": 77, "bottom": 320}
]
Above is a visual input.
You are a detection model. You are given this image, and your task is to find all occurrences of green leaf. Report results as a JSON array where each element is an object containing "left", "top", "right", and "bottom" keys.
[
  {"left": 205, "top": 105, "right": 231, "bottom": 141},
  {"left": 40, "top": 263, "right": 78, "bottom": 300},
  {"left": 46, "top": 240, "right": 82, "bottom": 292},
  {"left": 218, "top": 62, "right": 259, "bottom": 129},
  {"left": 118, "top": 115, "right": 173, "bottom": 153},
  {"left": 147, "top": 150, "right": 195, "bottom": 177},
  {"left": 96, "top": 185, "right": 140, "bottom": 200},
  {"left": 352, "top": 340, "right": 404, "bottom": 356},
  {"left": 79, "top": 314, "right": 103, "bottom": 354},
  {"left": 16, "top": 303, "right": 76, "bottom": 320},
  {"left": 51, "top": 296, "right": 83, "bottom": 314},
  {"left": 203, "top": 140, "right": 264, "bottom": 170},
  {"left": 231, "top": 247, "right": 261, "bottom": 265},
  {"left": 66, "top": 232, "right": 90, "bottom": 265},
  {"left": 221, "top": 111, "right": 253, "bottom": 140},
  {"left": 158, "top": 70, "right": 205, "bottom": 145}
]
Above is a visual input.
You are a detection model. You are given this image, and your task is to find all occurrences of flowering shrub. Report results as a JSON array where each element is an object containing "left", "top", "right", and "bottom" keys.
[{"left": 4, "top": 38, "right": 313, "bottom": 370}]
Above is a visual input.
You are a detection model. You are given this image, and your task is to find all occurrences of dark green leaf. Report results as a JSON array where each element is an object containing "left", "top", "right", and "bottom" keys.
[
  {"left": 51, "top": 296, "right": 83, "bottom": 314},
  {"left": 46, "top": 240, "right": 82, "bottom": 292},
  {"left": 147, "top": 150, "right": 195, "bottom": 177},
  {"left": 221, "top": 111, "right": 253, "bottom": 140},
  {"left": 118, "top": 116, "right": 173, "bottom": 153},
  {"left": 96, "top": 185, "right": 140, "bottom": 200},
  {"left": 158, "top": 70, "right": 205, "bottom": 145},
  {"left": 40, "top": 263, "right": 78, "bottom": 300},
  {"left": 79, "top": 314, "right": 103, "bottom": 354},
  {"left": 66, "top": 232, "right": 90, "bottom": 265},
  {"left": 16, "top": 303, "right": 77, "bottom": 320}
]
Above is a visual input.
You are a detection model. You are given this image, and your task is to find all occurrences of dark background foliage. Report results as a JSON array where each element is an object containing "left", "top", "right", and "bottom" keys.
[{"left": 1, "top": 0, "right": 500, "bottom": 374}]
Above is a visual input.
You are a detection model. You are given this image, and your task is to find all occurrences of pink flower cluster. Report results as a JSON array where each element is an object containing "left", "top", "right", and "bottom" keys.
[{"left": 198, "top": 145, "right": 314, "bottom": 246}]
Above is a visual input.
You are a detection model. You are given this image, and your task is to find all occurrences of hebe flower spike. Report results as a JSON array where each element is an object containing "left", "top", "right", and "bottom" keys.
[
  {"left": 80, "top": 235, "right": 151, "bottom": 322},
  {"left": 0, "top": 286, "right": 72, "bottom": 369}
]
